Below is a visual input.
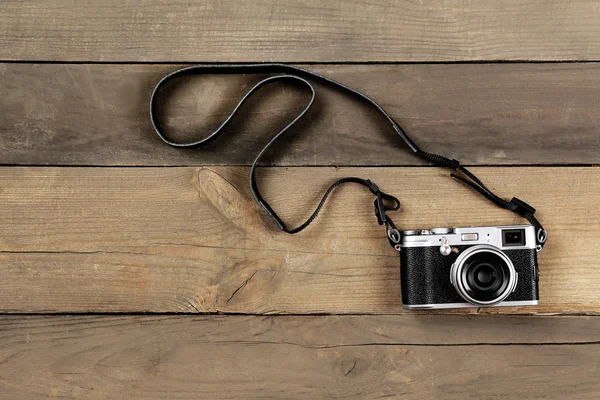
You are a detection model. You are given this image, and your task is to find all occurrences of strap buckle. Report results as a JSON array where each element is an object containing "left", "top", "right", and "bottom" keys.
[
  {"left": 510, "top": 197, "right": 536, "bottom": 217},
  {"left": 374, "top": 193, "right": 401, "bottom": 225},
  {"left": 365, "top": 179, "right": 380, "bottom": 196},
  {"left": 369, "top": 180, "right": 401, "bottom": 226},
  {"left": 374, "top": 195, "right": 387, "bottom": 225}
]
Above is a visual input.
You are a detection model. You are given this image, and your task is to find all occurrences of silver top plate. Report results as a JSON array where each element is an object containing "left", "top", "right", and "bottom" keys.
[{"left": 400, "top": 224, "right": 536, "bottom": 250}]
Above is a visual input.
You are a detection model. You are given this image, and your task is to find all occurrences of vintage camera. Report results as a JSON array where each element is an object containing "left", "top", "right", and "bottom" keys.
[{"left": 400, "top": 225, "right": 539, "bottom": 309}]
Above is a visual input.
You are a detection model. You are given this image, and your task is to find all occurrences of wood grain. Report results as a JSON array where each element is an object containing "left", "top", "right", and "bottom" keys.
[
  {"left": 3, "top": 1, "right": 600, "bottom": 62},
  {"left": 2, "top": 63, "right": 600, "bottom": 166},
  {"left": 0, "top": 166, "right": 597, "bottom": 314},
  {"left": 0, "top": 315, "right": 599, "bottom": 399}
]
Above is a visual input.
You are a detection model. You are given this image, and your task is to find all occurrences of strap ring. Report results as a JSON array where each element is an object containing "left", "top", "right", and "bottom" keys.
[
  {"left": 388, "top": 228, "right": 401, "bottom": 244},
  {"left": 537, "top": 229, "right": 548, "bottom": 244}
]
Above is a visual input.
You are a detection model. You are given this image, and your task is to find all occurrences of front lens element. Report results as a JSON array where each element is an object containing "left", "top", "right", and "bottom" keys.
[{"left": 463, "top": 253, "right": 510, "bottom": 302}]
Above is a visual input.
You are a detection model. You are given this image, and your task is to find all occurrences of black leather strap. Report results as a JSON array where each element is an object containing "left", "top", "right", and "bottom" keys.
[{"left": 150, "top": 64, "right": 547, "bottom": 249}]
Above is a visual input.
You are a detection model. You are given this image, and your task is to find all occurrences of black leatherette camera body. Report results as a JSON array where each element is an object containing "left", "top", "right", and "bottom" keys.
[{"left": 400, "top": 242, "right": 539, "bottom": 308}]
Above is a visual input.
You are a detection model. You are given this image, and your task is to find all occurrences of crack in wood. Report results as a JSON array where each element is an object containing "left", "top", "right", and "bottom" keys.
[
  {"left": 226, "top": 271, "right": 258, "bottom": 305},
  {"left": 209, "top": 339, "right": 600, "bottom": 348},
  {"left": 154, "top": 241, "right": 398, "bottom": 259},
  {"left": 188, "top": 303, "right": 201, "bottom": 313},
  {"left": 344, "top": 360, "right": 357, "bottom": 376},
  {"left": 0, "top": 250, "right": 150, "bottom": 256}
]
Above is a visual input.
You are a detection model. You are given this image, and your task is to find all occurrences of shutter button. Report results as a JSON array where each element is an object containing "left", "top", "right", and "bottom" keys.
[{"left": 440, "top": 237, "right": 451, "bottom": 256}]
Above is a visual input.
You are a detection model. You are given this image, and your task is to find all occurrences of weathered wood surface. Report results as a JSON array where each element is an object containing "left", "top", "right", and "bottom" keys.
[
  {"left": 3, "top": 0, "right": 599, "bottom": 397},
  {"left": 0, "top": 166, "right": 596, "bottom": 314},
  {"left": 0, "top": 315, "right": 599, "bottom": 399},
  {"left": 3, "top": 1, "right": 600, "bottom": 62},
  {"left": 2, "top": 63, "right": 600, "bottom": 166}
]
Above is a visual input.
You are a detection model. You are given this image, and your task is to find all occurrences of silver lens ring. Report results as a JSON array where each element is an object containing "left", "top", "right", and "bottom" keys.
[{"left": 450, "top": 245, "right": 517, "bottom": 306}]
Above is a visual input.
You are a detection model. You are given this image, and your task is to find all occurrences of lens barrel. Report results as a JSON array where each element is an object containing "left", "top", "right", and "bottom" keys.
[{"left": 450, "top": 245, "right": 517, "bottom": 306}]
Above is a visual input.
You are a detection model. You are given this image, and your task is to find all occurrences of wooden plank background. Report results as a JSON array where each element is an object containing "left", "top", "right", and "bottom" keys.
[
  {"left": 0, "top": 315, "right": 599, "bottom": 399},
  {"left": 2, "top": 0, "right": 600, "bottom": 398},
  {"left": 3, "top": 1, "right": 600, "bottom": 62},
  {"left": 0, "top": 166, "right": 597, "bottom": 314},
  {"left": 2, "top": 63, "right": 600, "bottom": 166}
]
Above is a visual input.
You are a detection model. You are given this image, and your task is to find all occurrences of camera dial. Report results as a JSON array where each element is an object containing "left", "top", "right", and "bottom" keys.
[
  {"left": 431, "top": 227, "right": 453, "bottom": 234},
  {"left": 450, "top": 245, "right": 517, "bottom": 306}
]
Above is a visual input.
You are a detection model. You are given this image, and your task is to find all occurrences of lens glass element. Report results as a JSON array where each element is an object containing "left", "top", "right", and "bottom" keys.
[{"left": 461, "top": 252, "right": 511, "bottom": 302}]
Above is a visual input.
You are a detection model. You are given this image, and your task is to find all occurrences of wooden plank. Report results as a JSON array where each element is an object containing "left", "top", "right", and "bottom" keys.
[
  {"left": 0, "top": 315, "right": 599, "bottom": 399},
  {"left": 0, "top": 166, "right": 597, "bottom": 314},
  {"left": 3, "top": 1, "right": 600, "bottom": 62},
  {"left": 2, "top": 63, "right": 600, "bottom": 166}
]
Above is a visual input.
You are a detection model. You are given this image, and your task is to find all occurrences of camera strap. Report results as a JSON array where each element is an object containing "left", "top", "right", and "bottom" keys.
[{"left": 150, "top": 64, "right": 548, "bottom": 251}]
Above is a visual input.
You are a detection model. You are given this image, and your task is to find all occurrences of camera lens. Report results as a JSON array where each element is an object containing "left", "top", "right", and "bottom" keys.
[
  {"left": 450, "top": 245, "right": 517, "bottom": 306},
  {"left": 464, "top": 253, "right": 510, "bottom": 302}
]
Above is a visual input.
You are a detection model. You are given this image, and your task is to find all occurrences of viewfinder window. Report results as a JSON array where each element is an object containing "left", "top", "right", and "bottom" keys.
[{"left": 503, "top": 229, "right": 525, "bottom": 246}]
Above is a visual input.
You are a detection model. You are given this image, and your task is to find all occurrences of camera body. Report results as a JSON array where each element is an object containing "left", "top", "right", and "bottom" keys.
[{"left": 400, "top": 225, "right": 539, "bottom": 310}]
